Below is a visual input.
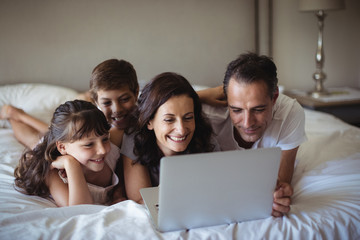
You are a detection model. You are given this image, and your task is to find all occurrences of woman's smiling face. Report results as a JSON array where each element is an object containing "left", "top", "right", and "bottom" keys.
[{"left": 147, "top": 95, "right": 195, "bottom": 156}]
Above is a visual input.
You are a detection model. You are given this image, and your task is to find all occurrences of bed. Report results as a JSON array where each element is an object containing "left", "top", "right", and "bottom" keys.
[{"left": 0, "top": 83, "right": 359, "bottom": 240}]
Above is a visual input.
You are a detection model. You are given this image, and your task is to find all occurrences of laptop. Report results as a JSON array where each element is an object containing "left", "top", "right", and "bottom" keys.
[{"left": 140, "top": 147, "right": 281, "bottom": 232}]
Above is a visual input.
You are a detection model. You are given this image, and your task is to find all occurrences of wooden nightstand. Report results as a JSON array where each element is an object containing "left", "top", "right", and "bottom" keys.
[{"left": 284, "top": 88, "right": 360, "bottom": 127}]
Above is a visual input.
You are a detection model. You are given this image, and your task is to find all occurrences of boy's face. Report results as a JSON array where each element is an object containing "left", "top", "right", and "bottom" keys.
[{"left": 95, "top": 86, "right": 138, "bottom": 130}]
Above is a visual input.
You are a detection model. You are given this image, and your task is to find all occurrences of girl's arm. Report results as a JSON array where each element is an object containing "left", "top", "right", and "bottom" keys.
[
  {"left": 47, "top": 155, "right": 93, "bottom": 207},
  {"left": 122, "top": 155, "right": 151, "bottom": 204}
]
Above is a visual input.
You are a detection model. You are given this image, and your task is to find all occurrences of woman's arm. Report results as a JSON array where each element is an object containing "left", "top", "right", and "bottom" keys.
[
  {"left": 47, "top": 155, "right": 93, "bottom": 207},
  {"left": 111, "top": 159, "right": 128, "bottom": 204},
  {"left": 122, "top": 155, "right": 151, "bottom": 204}
]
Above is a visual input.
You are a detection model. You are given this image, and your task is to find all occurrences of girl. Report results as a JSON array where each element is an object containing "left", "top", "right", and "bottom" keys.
[
  {"left": 0, "top": 59, "right": 139, "bottom": 150},
  {"left": 14, "top": 100, "right": 126, "bottom": 206},
  {"left": 121, "top": 72, "right": 219, "bottom": 203}
]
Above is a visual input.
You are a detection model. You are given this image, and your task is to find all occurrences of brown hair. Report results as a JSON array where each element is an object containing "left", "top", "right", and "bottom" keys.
[
  {"left": 14, "top": 100, "right": 110, "bottom": 197},
  {"left": 89, "top": 59, "right": 139, "bottom": 102},
  {"left": 133, "top": 72, "right": 215, "bottom": 175}
]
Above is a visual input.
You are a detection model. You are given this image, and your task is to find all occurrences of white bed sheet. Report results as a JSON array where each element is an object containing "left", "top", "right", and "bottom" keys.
[{"left": 0, "top": 84, "right": 360, "bottom": 240}]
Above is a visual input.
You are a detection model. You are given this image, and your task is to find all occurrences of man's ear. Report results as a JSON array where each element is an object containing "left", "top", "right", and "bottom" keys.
[
  {"left": 56, "top": 141, "right": 67, "bottom": 155},
  {"left": 272, "top": 87, "right": 279, "bottom": 105},
  {"left": 147, "top": 120, "right": 154, "bottom": 130}
]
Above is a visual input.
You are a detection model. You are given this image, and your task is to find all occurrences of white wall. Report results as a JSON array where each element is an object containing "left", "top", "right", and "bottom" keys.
[
  {"left": 0, "top": 0, "right": 255, "bottom": 92},
  {"left": 272, "top": 0, "right": 360, "bottom": 92},
  {"left": 1, "top": 0, "right": 358, "bottom": 93}
]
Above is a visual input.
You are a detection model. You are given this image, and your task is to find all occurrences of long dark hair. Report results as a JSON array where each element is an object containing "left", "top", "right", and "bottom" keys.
[
  {"left": 14, "top": 100, "right": 110, "bottom": 197},
  {"left": 133, "top": 72, "right": 215, "bottom": 171}
]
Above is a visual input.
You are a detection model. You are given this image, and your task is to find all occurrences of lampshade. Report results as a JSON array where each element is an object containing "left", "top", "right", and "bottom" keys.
[{"left": 299, "top": 0, "right": 345, "bottom": 11}]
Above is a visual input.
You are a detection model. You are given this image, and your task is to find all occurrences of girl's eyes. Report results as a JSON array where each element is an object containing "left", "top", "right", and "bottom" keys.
[
  {"left": 83, "top": 143, "right": 94, "bottom": 148},
  {"left": 81, "top": 136, "right": 109, "bottom": 147}
]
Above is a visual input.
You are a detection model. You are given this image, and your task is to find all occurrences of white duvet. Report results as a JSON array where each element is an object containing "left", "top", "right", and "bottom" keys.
[{"left": 0, "top": 84, "right": 359, "bottom": 240}]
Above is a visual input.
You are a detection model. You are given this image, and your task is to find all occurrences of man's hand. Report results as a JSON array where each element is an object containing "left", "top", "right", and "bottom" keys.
[
  {"left": 197, "top": 85, "right": 227, "bottom": 107},
  {"left": 272, "top": 182, "right": 293, "bottom": 217}
]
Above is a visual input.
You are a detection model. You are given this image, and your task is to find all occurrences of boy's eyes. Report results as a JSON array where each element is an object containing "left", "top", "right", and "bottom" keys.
[
  {"left": 100, "top": 101, "right": 111, "bottom": 106},
  {"left": 100, "top": 96, "right": 131, "bottom": 106},
  {"left": 119, "top": 97, "right": 131, "bottom": 103}
]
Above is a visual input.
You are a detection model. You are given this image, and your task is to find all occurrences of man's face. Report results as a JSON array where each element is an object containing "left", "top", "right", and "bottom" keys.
[{"left": 227, "top": 78, "right": 278, "bottom": 147}]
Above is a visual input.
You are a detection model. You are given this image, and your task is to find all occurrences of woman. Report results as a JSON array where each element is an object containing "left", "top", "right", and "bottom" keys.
[{"left": 122, "top": 72, "right": 219, "bottom": 203}]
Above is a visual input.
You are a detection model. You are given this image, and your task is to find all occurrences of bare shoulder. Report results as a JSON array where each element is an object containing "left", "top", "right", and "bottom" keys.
[{"left": 110, "top": 128, "right": 124, "bottom": 148}]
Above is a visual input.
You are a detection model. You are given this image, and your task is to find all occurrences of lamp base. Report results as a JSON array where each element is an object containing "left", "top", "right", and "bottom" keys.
[
  {"left": 310, "top": 71, "right": 328, "bottom": 98},
  {"left": 308, "top": 89, "right": 330, "bottom": 98}
]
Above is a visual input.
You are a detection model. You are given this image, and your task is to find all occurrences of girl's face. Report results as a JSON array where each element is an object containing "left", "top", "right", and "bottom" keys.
[
  {"left": 147, "top": 95, "right": 195, "bottom": 156},
  {"left": 60, "top": 132, "right": 111, "bottom": 172},
  {"left": 96, "top": 86, "right": 138, "bottom": 130}
]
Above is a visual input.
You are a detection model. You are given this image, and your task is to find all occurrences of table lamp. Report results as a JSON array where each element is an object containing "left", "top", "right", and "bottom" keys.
[{"left": 299, "top": 0, "right": 345, "bottom": 98}]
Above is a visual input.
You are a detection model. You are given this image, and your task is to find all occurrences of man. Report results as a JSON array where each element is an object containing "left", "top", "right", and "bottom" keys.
[{"left": 198, "top": 52, "right": 307, "bottom": 217}]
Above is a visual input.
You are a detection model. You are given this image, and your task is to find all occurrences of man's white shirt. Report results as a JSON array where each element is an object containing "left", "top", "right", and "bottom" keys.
[{"left": 202, "top": 94, "right": 307, "bottom": 151}]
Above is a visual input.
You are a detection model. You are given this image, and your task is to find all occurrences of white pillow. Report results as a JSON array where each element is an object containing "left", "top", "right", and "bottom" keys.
[{"left": 0, "top": 83, "right": 79, "bottom": 128}]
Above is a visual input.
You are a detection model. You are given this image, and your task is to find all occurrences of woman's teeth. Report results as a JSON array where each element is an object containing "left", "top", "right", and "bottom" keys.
[
  {"left": 169, "top": 136, "right": 186, "bottom": 141},
  {"left": 114, "top": 116, "right": 124, "bottom": 121}
]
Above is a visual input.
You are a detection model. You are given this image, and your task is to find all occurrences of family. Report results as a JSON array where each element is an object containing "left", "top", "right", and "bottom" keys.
[{"left": 0, "top": 52, "right": 306, "bottom": 218}]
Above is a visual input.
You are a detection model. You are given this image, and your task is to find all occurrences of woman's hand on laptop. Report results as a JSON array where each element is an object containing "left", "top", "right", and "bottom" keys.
[{"left": 271, "top": 182, "right": 293, "bottom": 217}]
